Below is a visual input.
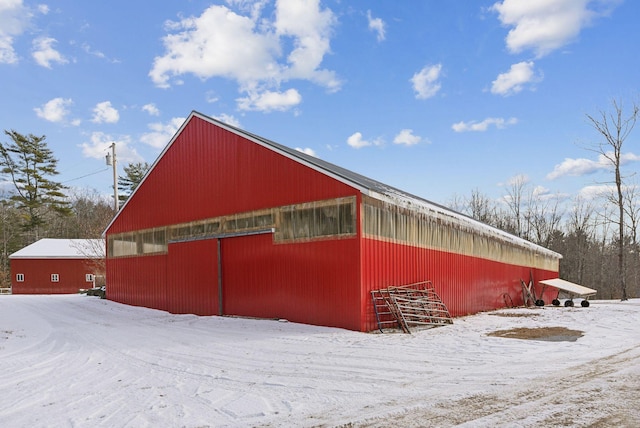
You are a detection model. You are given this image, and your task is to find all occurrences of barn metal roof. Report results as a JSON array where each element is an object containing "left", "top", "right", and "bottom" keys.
[
  {"left": 192, "top": 112, "right": 561, "bottom": 260},
  {"left": 9, "top": 239, "right": 104, "bottom": 259},
  {"left": 106, "top": 111, "right": 561, "bottom": 260}
]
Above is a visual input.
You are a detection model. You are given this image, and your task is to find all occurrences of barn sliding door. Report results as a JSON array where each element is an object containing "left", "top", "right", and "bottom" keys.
[{"left": 166, "top": 239, "right": 219, "bottom": 315}]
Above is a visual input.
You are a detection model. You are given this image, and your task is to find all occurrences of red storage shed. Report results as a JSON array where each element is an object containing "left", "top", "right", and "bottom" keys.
[
  {"left": 104, "top": 111, "right": 561, "bottom": 332},
  {"left": 10, "top": 239, "right": 103, "bottom": 294}
]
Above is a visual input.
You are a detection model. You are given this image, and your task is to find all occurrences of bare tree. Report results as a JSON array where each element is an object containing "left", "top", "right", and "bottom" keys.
[
  {"left": 448, "top": 188, "right": 503, "bottom": 231},
  {"left": 586, "top": 99, "right": 639, "bottom": 301},
  {"left": 71, "top": 239, "right": 106, "bottom": 287},
  {"left": 562, "top": 196, "right": 596, "bottom": 286},
  {"left": 468, "top": 188, "right": 498, "bottom": 225},
  {"left": 623, "top": 183, "right": 640, "bottom": 251},
  {"left": 446, "top": 193, "right": 466, "bottom": 214},
  {"left": 527, "top": 191, "right": 564, "bottom": 248},
  {"left": 68, "top": 189, "right": 115, "bottom": 238},
  {"left": 623, "top": 182, "right": 640, "bottom": 297},
  {"left": 66, "top": 190, "right": 113, "bottom": 282},
  {"left": 503, "top": 174, "right": 529, "bottom": 238}
]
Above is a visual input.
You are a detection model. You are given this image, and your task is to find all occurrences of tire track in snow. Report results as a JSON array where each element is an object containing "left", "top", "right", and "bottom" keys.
[{"left": 351, "top": 343, "right": 640, "bottom": 427}]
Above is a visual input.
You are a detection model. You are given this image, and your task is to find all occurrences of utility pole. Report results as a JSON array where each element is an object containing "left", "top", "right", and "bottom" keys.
[{"left": 105, "top": 143, "right": 119, "bottom": 211}]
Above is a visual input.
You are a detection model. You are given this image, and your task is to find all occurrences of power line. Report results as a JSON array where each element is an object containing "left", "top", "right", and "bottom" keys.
[{"left": 62, "top": 168, "right": 110, "bottom": 184}]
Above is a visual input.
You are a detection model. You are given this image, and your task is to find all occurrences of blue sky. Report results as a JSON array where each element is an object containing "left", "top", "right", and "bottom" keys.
[{"left": 0, "top": 0, "right": 638, "bottom": 209}]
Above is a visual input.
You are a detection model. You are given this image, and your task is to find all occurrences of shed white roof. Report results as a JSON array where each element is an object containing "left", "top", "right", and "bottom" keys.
[
  {"left": 539, "top": 278, "right": 597, "bottom": 297},
  {"left": 9, "top": 239, "right": 104, "bottom": 260}
]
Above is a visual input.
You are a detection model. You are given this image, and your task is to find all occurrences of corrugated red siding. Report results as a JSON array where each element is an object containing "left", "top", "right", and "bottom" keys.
[
  {"left": 166, "top": 239, "right": 219, "bottom": 316},
  {"left": 360, "top": 237, "right": 557, "bottom": 331},
  {"left": 108, "top": 241, "right": 221, "bottom": 315},
  {"left": 107, "top": 254, "right": 168, "bottom": 310},
  {"left": 109, "top": 234, "right": 362, "bottom": 330},
  {"left": 106, "top": 116, "right": 364, "bottom": 329},
  {"left": 108, "top": 116, "right": 358, "bottom": 234},
  {"left": 11, "top": 259, "right": 95, "bottom": 294},
  {"left": 105, "top": 115, "right": 560, "bottom": 332},
  {"left": 222, "top": 233, "right": 361, "bottom": 330}
]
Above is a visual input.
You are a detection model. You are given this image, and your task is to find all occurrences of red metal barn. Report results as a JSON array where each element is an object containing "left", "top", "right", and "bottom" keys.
[
  {"left": 10, "top": 239, "right": 104, "bottom": 294},
  {"left": 104, "top": 111, "right": 561, "bottom": 332}
]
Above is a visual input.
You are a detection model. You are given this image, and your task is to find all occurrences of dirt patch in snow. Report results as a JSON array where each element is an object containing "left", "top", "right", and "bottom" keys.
[{"left": 487, "top": 326, "right": 584, "bottom": 342}]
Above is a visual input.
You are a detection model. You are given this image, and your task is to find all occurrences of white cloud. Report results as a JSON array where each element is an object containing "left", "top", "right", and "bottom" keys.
[
  {"left": 579, "top": 184, "right": 615, "bottom": 200},
  {"left": 34, "top": 97, "right": 75, "bottom": 123},
  {"left": 149, "top": 5, "right": 280, "bottom": 89},
  {"left": 149, "top": 1, "right": 339, "bottom": 112},
  {"left": 237, "top": 88, "right": 302, "bottom": 112},
  {"left": 452, "top": 117, "right": 518, "bottom": 132},
  {"left": 0, "top": 0, "right": 31, "bottom": 64},
  {"left": 547, "top": 157, "right": 602, "bottom": 179},
  {"left": 225, "top": 0, "right": 269, "bottom": 20},
  {"left": 295, "top": 147, "right": 317, "bottom": 157},
  {"left": 547, "top": 152, "right": 640, "bottom": 180},
  {"left": 275, "top": 0, "right": 339, "bottom": 89},
  {"left": 410, "top": 64, "right": 442, "bottom": 99},
  {"left": 81, "top": 43, "right": 119, "bottom": 63},
  {"left": 347, "top": 132, "right": 382, "bottom": 149},
  {"left": 142, "top": 103, "right": 160, "bottom": 116},
  {"left": 213, "top": 113, "right": 241, "bottom": 128},
  {"left": 491, "top": 61, "right": 540, "bottom": 96},
  {"left": 532, "top": 185, "right": 550, "bottom": 197},
  {"left": 91, "top": 101, "right": 120, "bottom": 124},
  {"left": 367, "top": 10, "right": 385, "bottom": 42},
  {"left": 531, "top": 186, "right": 570, "bottom": 202},
  {"left": 0, "top": 37, "right": 16, "bottom": 64},
  {"left": 393, "top": 129, "right": 422, "bottom": 146},
  {"left": 79, "top": 131, "right": 142, "bottom": 163},
  {"left": 205, "top": 91, "right": 219, "bottom": 104},
  {"left": 31, "top": 36, "right": 67, "bottom": 68},
  {"left": 37, "top": 4, "right": 48, "bottom": 15},
  {"left": 140, "top": 117, "right": 186, "bottom": 149},
  {"left": 347, "top": 132, "right": 369, "bottom": 149},
  {"left": 491, "top": 0, "right": 615, "bottom": 58},
  {"left": 617, "top": 152, "right": 640, "bottom": 165}
]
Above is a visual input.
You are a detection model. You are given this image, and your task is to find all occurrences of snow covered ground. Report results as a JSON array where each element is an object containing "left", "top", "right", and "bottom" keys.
[{"left": 1, "top": 295, "right": 639, "bottom": 427}]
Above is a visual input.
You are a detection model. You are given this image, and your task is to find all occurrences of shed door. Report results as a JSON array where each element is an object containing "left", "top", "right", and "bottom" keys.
[{"left": 166, "top": 239, "right": 219, "bottom": 315}]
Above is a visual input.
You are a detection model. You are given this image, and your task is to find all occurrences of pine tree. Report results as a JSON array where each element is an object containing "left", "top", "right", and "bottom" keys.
[
  {"left": 118, "top": 162, "right": 150, "bottom": 204},
  {"left": 0, "top": 130, "right": 71, "bottom": 239}
]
